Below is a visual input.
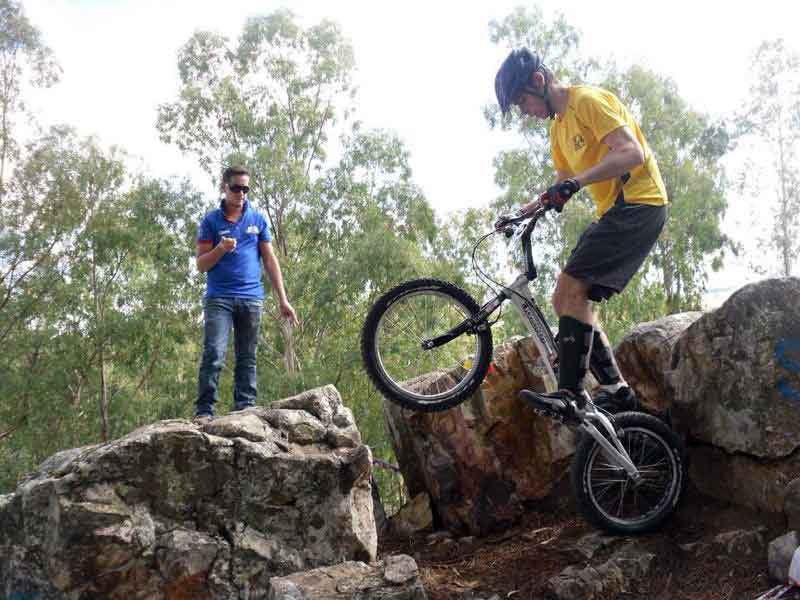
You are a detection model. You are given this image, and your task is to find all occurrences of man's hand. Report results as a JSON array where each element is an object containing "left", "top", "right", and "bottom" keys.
[
  {"left": 219, "top": 236, "right": 237, "bottom": 253},
  {"left": 279, "top": 300, "right": 299, "bottom": 327},
  {"left": 518, "top": 199, "right": 542, "bottom": 216},
  {"left": 541, "top": 178, "right": 581, "bottom": 212}
]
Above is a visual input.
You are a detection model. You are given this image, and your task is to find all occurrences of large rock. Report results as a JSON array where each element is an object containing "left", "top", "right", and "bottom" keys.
[
  {"left": 389, "top": 492, "right": 433, "bottom": 539},
  {"left": 784, "top": 479, "right": 800, "bottom": 531},
  {"left": 547, "top": 542, "right": 655, "bottom": 600},
  {"left": 666, "top": 278, "right": 800, "bottom": 513},
  {"left": 768, "top": 531, "right": 800, "bottom": 582},
  {"left": 0, "top": 385, "right": 377, "bottom": 599},
  {"left": 267, "top": 554, "right": 427, "bottom": 599},
  {"left": 614, "top": 312, "right": 702, "bottom": 413},
  {"left": 384, "top": 336, "right": 575, "bottom": 536},
  {"left": 687, "top": 446, "right": 798, "bottom": 513}
]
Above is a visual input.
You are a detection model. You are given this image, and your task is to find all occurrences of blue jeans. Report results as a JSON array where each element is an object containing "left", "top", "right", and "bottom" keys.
[{"left": 195, "top": 297, "right": 263, "bottom": 416}]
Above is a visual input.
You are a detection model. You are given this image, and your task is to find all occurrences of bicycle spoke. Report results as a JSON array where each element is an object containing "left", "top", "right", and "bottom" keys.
[
  {"left": 591, "top": 480, "right": 622, "bottom": 503},
  {"left": 376, "top": 290, "right": 479, "bottom": 399},
  {"left": 615, "top": 480, "right": 628, "bottom": 517},
  {"left": 586, "top": 425, "right": 678, "bottom": 527},
  {"left": 388, "top": 307, "right": 425, "bottom": 347}
]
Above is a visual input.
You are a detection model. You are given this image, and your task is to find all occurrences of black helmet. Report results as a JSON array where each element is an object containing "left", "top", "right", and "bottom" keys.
[{"left": 495, "top": 48, "right": 543, "bottom": 114}]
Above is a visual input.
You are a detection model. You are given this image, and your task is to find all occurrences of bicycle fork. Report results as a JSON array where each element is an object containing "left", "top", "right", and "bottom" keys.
[
  {"left": 529, "top": 391, "right": 643, "bottom": 484},
  {"left": 576, "top": 398, "right": 642, "bottom": 484}
]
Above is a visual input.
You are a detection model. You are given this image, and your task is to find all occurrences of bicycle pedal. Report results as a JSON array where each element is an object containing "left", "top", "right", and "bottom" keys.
[{"left": 532, "top": 407, "right": 560, "bottom": 420}]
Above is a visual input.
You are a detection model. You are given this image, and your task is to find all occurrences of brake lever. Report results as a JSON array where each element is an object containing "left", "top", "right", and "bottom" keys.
[
  {"left": 494, "top": 215, "right": 513, "bottom": 231},
  {"left": 494, "top": 209, "right": 528, "bottom": 232}
]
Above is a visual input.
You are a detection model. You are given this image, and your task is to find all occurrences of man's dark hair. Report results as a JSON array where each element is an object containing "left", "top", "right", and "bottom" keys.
[{"left": 222, "top": 166, "right": 249, "bottom": 184}]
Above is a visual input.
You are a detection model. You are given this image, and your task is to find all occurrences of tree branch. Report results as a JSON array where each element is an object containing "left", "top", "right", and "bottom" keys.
[{"left": 0, "top": 415, "right": 28, "bottom": 442}]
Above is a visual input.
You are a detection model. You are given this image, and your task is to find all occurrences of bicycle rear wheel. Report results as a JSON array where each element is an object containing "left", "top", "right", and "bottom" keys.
[
  {"left": 361, "top": 278, "right": 493, "bottom": 412},
  {"left": 571, "top": 411, "right": 686, "bottom": 534}
]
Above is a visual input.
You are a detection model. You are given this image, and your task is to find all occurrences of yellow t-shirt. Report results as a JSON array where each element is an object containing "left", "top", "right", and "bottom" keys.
[{"left": 549, "top": 85, "right": 668, "bottom": 218}]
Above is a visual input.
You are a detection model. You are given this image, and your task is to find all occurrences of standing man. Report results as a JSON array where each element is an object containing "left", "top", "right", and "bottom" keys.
[
  {"left": 193, "top": 166, "right": 299, "bottom": 421},
  {"left": 494, "top": 48, "right": 668, "bottom": 415}
]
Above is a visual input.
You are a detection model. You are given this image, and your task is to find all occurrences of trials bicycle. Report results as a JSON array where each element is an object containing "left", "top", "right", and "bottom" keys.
[{"left": 360, "top": 202, "right": 685, "bottom": 534}]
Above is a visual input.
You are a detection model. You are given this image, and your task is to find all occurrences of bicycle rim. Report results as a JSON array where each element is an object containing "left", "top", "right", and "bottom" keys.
[
  {"left": 585, "top": 426, "right": 679, "bottom": 529},
  {"left": 374, "top": 290, "right": 484, "bottom": 403}
]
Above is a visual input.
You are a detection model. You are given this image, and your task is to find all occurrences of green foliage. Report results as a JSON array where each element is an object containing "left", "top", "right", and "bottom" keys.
[
  {"left": 0, "top": 0, "right": 61, "bottom": 197},
  {"left": 0, "top": 126, "right": 205, "bottom": 490}
]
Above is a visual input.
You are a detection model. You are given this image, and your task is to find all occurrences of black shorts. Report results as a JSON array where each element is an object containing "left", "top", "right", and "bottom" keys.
[{"left": 563, "top": 195, "right": 667, "bottom": 302}]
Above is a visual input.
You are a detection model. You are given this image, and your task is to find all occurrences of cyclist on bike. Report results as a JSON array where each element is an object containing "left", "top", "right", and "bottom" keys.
[{"left": 494, "top": 48, "right": 668, "bottom": 416}]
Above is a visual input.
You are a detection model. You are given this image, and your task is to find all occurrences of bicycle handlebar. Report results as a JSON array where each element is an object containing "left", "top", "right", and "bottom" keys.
[
  {"left": 494, "top": 202, "right": 552, "bottom": 232},
  {"left": 493, "top": 202, "right": 552, "bottom": 281}
]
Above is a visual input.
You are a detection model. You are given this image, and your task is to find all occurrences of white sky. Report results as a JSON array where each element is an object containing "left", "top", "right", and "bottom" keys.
[{"left": 21, "top": 0, "right": 800, "bottom": 306}]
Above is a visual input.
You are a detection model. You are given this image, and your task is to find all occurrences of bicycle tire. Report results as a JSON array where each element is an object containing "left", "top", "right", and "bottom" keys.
[
  {"left": 361, "top": 278, "right": 493, "bottom": 412},
  {"left": 571, "top": 411, "right": 686, "bottom": 535}
]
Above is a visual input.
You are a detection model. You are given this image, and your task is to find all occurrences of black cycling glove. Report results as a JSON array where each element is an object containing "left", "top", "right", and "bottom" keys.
[{"left": 544, "top": 178, "right": 581, "bottom": 212}]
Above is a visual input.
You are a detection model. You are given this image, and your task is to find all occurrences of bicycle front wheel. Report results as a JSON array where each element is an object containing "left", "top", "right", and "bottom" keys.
[
  {"left": 571, "top": 411, "right": 686, "bottom": 535},
  {"left": 361, "top": 278, "right": 493, "bottom": 412}
]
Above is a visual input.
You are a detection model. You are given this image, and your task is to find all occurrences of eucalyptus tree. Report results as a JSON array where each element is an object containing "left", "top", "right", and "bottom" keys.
[
  {"left": 157, "top": 10, "right": 362, "bottom": 375},
  {"left": 0, "top": 0, "right": 60, "bottom": 199},
  {"left": 0, "top": 126, "right": 205, "bottom": 489},
  {"left": 735, "top": 39, "right": 800, "bottom": 276},
  {"left": 600, "top": 65, "right": 731, "bottom": 317},
  {"left": 155, "top": 13, "right": 464, "bottom": 495},
  {"left": 484, "top": 6, "right": 597, "bottom": 324},
  {"left": 156, "top": 11, "right": 450, "bottom": 389},
  {"left": 486, "top": 6, "right": 730, "bottom": 339}
]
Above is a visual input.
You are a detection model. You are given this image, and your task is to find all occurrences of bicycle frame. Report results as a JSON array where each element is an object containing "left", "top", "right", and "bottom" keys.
[
  {"left": 477, "top": 280, "right": 642, "bottom": 480},
  {"left": 461, "top": 212, "right": 643, "bottom": 481}
]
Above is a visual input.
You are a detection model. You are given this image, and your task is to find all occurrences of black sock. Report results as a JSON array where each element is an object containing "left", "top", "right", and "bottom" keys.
[
  {"left": 557, "top": 316, "right": 594, "bottom": 393},
  {"left": 589, "top": 328, "right": 624, "bottom": 387}
]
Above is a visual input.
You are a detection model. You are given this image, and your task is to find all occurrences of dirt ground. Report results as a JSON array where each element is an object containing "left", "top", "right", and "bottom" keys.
[{"left": 379, "top": 482, "right": 790, "bottom": 600}]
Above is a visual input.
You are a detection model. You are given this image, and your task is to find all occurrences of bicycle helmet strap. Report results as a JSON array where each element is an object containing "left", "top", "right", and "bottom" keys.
[{"left": 522, "top": 81, "right": 555, "bottom": 119}]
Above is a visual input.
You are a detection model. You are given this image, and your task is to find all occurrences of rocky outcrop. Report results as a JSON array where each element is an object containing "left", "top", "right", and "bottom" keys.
[
  {"left": 614, "top": 312, "right": 702, "bottom": 414},
  {"left": 389, "top": 492, "right": 434, "bottom": 539},
  {"left": 0, "top": 385, "right": 376, "bottom": 599},
  {"left": 383, "top": 336, "right": 575, "bottom": 536},
  {"left": 268, "top": 554, "right": 427, "bottom": 599},
  {"left": 768, "top": 531, "right": 800, "bottom": 583},
  {"left": 667, "top": 278, "right": 800, "bottom": 513},
  {"left": 383, "top": 278, "right": 800, "bottom": 533},
  {"left": 669, "top": 278, "right": 800, "bottom": 457},
  {"left": 546, "top": 541, "right": 656, "bottom": 600},
  {"left": 600, "top": 280, "right": 800, "bottom": 518}
]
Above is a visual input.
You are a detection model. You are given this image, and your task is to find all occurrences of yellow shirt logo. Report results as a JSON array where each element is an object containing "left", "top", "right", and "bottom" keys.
[{"left": 573, "top": 134, "right": 586, "bottom": 151}]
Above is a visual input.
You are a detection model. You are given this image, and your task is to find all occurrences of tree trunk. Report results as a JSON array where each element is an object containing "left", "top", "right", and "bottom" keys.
[
  {"left": 777, "top": 122, "right": 792, "bottom": 276},
  {"left": 98, "top": 348, "right": 109, "bottom": 442},
  {"left": 0, "top": 66, "right": 11, "bottom": 202},
  {"left": 67, "top": 369, "right": 86, "bottom": 407},
  {"left": 280, "top": 318, "right": 298, "bottom": 376},
  {"left": 272, "top": 236, "right": 298, "bottom": 376},
  {"left": 90, "top": 242, "right": 109, "bottom": 442},
  {"left": 659, "top": 241, "right": 677, "bottom": 312}
]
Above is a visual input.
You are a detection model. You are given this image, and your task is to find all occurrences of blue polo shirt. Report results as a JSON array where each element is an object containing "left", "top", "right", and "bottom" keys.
[{"left": 197, "top": 200, "right": 271, "bottom": 299}]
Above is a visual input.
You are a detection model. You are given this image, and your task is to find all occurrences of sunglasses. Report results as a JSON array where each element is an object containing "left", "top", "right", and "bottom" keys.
[{"left": 228, "top": 184, "right": 250, "bottom": 194}]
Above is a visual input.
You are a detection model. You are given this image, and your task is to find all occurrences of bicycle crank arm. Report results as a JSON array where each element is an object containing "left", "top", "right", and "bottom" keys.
[{"left": 421, "top": 318, "right": 485, "bottom": 349}]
